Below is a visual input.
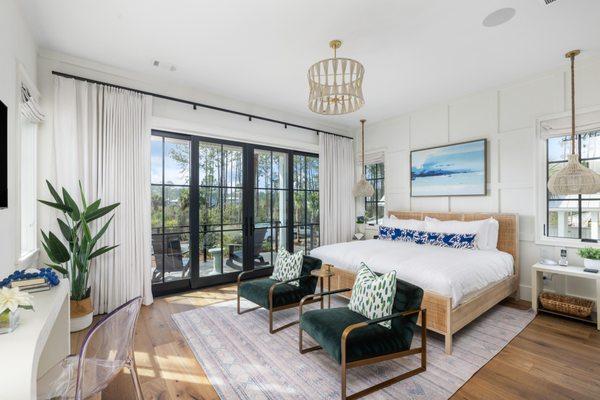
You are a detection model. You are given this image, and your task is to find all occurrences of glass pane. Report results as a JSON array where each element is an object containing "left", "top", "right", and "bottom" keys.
[
  {"left": 378, "top": 162, "right": 385, "bottom": 178},
  {"left": 162, "top": 233, "right": 190, "bottom": 282},
  {"left": 199, "top": 187, "right": 221, "bottom": 227},
  {"left": 377, "top": 180, "right": 385, "bottom": 201},
  {"left": 272, "top": 227, "right": 287, "bottom": 253},
  {"left": 199, "top": 142, "right": 221, "bottom": 187},
  {"left": 581, "top": 203, "right": 600, "bottom": 240},
  {"left": 306, "top": 225, "right": 319, "bottom": 252},
  {"left": 365, "top": 164, "right": 377, "bottom": 179},
  {"left": 164, "top": 137, "right": 190, "bottom": 185},
  {"left": 307, "top": 156, "right": 319, "bottom": 190},
  {"left": 272, "top": 190, "right": 288, "bottom": 227},
  {"left": 199, "top": 231, "right": 222, "bottom": 276},
  {"left": 255, "top": 189, "right": 271, "bottom": 225},
  {"left": 547, "top": 136, "right": 572, "bottom": 162},
  {"left": 151, "top": 136, "right": 163, "bottom": 184},
  {"left": 254, "top": 226, "right": 272, "bottom": 268},
  {"left": 294, "top": 191, "right": 306, "bottom": 226},
  {"left": 163, "top": 186, "right": 189, "bottom": 232},
  {"left": 223, "top": 145, "right": 243, "bottom": 188},
  {"left": 377, "top": 203, "right": 385, "bottom": 224},
  {"left": 293, "top": 226, "right": 306, "bottom": 253},
  {"left": 272, "top": 152, "right": 288, "bottom": 189},
  {"left": 223, "top": 231, "right": 244, "bottom": 272},
  {"left": 294, "top": 155, "right": 306, "bottom": 189},
  {"left": 307, "top": 191, "right": 319, "bottom": 224},
  {"left": 547, "top": 200, "right": 579, "bottom": 238},
  {"left": 255, "top": 150, "right": 271, "bottom": 188},
  {"left": 581, "top": 131, "right": 600, "bottom": 160},
  {"left": 223, "top": 188, "right": 242, "bottom": 227},
  {"left": 151, "top": 185, "right": 162, "bottom": 233},
  {"left": 365, "top": 202, "right": 376, "bottom": 224},
  {"left": 151, "top": 235, "right": 164, "bottom": 284}
]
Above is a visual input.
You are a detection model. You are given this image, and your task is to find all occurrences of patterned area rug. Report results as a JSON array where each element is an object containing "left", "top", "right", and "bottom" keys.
[{"left": 172, "top": 298, "right": 534, "bottom": 400}]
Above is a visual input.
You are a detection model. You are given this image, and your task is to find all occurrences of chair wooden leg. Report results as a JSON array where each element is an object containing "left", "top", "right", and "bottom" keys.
[
  {"left": 298, "top": 326, "right": 322, "bottom": 354},
  {"left": 341, "top": 359, "right": 348, "bottom": 400},
  {"left": 127, "top": 356, "right": 145, "bottom": 400}
]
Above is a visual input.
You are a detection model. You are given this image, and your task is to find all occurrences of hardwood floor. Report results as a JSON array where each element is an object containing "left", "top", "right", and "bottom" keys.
[{"left": 72, "top": 287, "right": 600, "bottom": 400}]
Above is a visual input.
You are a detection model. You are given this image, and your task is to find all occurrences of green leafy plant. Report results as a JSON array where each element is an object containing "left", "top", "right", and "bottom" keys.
[
  {"left": 39, "top": 181, "right": 120, "bottom": 301},
  {"left": 356, "top": 216, "right": 365, "bottom": 224},
  {"left": 578, "top": 247, "right": 600, "bottom": 260}
]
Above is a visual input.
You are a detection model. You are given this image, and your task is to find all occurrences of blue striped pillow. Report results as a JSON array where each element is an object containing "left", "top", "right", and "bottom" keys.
[{"left": 378, "top": 226, "right": 477, "bottom": 249}]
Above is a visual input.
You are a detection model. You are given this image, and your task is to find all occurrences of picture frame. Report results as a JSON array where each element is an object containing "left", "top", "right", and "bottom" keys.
[{"left": 410, "top": 138, "right": 487, "bottom": 197}]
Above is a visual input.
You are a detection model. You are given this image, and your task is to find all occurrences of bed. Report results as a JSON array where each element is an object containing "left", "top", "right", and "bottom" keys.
[{"left": 310, "top": 211, "right": 519, "bottom": 355}]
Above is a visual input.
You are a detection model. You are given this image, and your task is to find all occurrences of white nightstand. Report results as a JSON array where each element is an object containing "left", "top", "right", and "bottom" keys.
[{"left": 531, "top": 262, "right": 600, "bottom": 329}]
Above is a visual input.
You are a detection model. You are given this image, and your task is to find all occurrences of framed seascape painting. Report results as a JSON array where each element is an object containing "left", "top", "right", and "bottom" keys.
[{"left": 410, "top": 139, "right": 486, "bottom": 197}]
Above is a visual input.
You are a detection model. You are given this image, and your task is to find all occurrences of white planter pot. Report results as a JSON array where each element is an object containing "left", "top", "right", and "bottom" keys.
[
  {"left": 70, "top": 312, "right": 93, "bottom": 332},
  {"left": 70, "top": 297, "right": 94, "bottom": 332},
  {"left": 583, "top": 258, "right": 600, "bottom": 269}
]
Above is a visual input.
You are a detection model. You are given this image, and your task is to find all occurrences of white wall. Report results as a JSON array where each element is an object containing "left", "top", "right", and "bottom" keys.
[
  {"left": 358, "top": 56, "right": 600, "bottom": 302},
  {"left": 0, "top": 0, "right": 38, "bottom": 277}
]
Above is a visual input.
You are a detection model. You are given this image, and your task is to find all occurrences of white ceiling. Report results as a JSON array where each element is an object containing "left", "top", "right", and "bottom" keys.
[{"left": 19, "top": 0, "right": 600, "bottom": 130}]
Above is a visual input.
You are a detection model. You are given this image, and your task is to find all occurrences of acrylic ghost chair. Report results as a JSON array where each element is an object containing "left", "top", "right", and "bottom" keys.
[{"left": 37, "top": 296, "right": 144, "bottom": 400}]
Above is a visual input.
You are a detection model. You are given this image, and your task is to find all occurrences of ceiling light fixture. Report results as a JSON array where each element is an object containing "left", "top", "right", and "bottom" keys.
[
  {"left": 547, "top": 50, "right": 600, "bottom": 195},
  {"left": 482, "top": 8, "right": 516, "bottom": 27},
  {"left": 308, "top": 40, "right": 365, "bottom": 115}
]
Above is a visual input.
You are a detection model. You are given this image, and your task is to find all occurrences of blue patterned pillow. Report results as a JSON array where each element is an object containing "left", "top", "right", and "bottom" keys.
[{"left": 378, "top": 226, "right": 477, "bottom": 249}]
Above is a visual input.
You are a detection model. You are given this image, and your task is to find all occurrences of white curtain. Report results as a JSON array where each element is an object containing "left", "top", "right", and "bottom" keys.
[
  {"left": 53, "top": 76, "right": 153, "bottom": 314},
  {"left": 319, "top": 134, "right": 355, "bottom": 245}
]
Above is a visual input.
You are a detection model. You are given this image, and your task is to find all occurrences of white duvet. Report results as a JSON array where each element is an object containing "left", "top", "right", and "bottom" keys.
[{"left": 310, "top": 239, "right": 514, "bottom": 307}]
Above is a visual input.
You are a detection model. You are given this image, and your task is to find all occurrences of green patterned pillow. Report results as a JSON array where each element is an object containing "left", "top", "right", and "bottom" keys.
[
  {"left": 270, "top": 249, "right": 304, "bottom": 287},
  {"left": 348, "top": 263, "right": 397, "bottom": 329}
]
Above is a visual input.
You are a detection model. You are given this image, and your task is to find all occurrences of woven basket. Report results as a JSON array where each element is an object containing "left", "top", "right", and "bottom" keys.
[{"left": 539, "top": 292, "right": 594, "bottom": 318}]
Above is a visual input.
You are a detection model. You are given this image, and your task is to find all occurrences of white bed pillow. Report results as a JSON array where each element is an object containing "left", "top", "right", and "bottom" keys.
[
  {"left": 424, "top": 217, "right": 499, "bottom": 250},
  {"left": 381, "top": 216, "right": 425, "bottom": 231}
]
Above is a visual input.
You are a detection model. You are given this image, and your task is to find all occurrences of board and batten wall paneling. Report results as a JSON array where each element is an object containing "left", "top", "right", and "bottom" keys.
[{"left": 358, "top": 57, "right": 600, "bottom": 302}]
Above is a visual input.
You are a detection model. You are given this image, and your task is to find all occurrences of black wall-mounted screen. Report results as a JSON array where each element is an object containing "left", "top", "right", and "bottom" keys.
[{"left": 0, "top": 100, "right": 7, "bottom": 208}]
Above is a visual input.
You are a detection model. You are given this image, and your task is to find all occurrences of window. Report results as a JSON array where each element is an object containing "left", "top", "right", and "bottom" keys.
[
  {"left": 293, "top": 154, "right": 320, "bottom": 253},
  {"left": 151, "top": 135, "right": 191, "bottom": 284},
  {"left": 150, "top": 130, "right": 319, "bottom": 294},
  {"left": 364, "top": 163, "right": 385, "bottom": 225},
  {"left": 18, "top": 71, "right": 44, "bottom": 262},
  {"left": 545, "top": 130, "right": 600, "bottom": 240}
]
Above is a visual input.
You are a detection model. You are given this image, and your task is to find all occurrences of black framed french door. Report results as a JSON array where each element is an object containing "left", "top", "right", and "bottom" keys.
[{"left": 151, "top": 130, "right": 319, "bottom": 296}]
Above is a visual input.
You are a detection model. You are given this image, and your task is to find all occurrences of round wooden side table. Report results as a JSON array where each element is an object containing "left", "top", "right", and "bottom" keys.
[{"left": 311, "top": 266, "right": 335, "bottom": 309}]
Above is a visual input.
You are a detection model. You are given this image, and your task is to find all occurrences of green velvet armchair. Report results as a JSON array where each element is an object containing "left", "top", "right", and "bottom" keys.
[
  {"left": 298, "top": 278, "right": 426, "bottom": 400},
  {"left": 237, "top": 255, "right": 322, "bottom": 333}
]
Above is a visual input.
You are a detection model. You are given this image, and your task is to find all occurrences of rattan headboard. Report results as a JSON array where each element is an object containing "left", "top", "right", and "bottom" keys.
[{"left": 387, "top": 211, "right": 519, "bottom": 278}]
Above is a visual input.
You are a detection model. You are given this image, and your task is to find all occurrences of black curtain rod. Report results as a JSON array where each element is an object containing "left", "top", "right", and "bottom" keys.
[{"left": 51, "top": 71, "right": 352, "bottom": 140}]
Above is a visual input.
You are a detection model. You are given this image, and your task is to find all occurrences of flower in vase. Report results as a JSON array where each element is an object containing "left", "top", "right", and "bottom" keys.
[{"left": 0, "top": 287, "right": 34, "bottom": 314}]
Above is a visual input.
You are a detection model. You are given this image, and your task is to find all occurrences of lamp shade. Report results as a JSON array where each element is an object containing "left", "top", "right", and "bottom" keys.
[
  {"left": 547, "top": 154, "right": 600, "bottom": 195},
  {"left": 352, "top": 175, "right": 374, "bottom": 197}
]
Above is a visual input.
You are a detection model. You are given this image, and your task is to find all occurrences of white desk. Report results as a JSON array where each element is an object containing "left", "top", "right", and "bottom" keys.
[
  {"left": 0, "top": 280, "right": 70, "bottom": 399},
  {"left": 531, "top": 263, "right": 600, "bottom": 329}
]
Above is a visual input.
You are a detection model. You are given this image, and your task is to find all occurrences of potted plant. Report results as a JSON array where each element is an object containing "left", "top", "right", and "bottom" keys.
[
  {"left": 0, "top": 287, "right": 34, "bottom": 334},
  {"left": 39, "top": 181, "right": 119, "bottom": 332},
  {"left": 356, "top": 215, "right": 366, "bottom": 234},
  {"left": 577, "top": 247, "right": 600, "bottom": 269}
]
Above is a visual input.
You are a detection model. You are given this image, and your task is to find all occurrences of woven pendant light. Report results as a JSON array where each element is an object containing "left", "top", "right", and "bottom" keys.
[
  {"left": 308, "top": 40, "right": 365, "bottom": 115},
  {"left": 353, "top": 119, "right": 375, "bottom": 197},
  {"left": 547, "top": 50, "right": 600, "bottom": 195}
]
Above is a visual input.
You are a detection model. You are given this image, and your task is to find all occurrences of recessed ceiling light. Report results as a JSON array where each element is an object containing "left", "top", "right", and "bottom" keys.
[
  {"left": 152, "top": 60, "right": 177, "bottom": 72},
  {"left": 482, "top": 8, "right": 516, "bottom": 27}
]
